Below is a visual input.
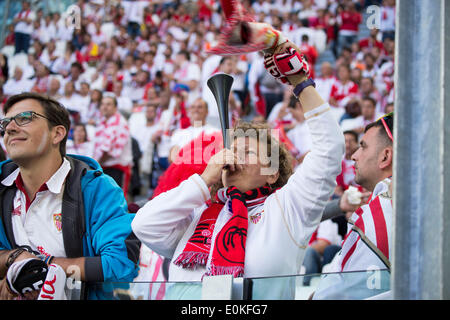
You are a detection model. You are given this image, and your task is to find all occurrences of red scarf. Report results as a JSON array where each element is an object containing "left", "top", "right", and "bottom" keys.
[{"left": 173, "top": 185, "right": 272, "bottom": 277}]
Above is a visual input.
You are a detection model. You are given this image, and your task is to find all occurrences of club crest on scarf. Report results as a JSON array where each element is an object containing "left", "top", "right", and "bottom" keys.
[{"left": 214, "top": 215, "right": 247, "bottom": 264}]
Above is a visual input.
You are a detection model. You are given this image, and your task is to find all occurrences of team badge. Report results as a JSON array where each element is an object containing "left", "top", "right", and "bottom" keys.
[
  {"left": 53, "top": 213, "right": 62, "bottom": 232},
  {"left": 250, "top": 210, "right": 263, "bottom": 224}
]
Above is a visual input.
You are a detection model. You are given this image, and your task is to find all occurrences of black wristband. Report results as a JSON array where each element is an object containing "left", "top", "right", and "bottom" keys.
[
  {"left": 293, "top": 78, "right": 316, "bottom": 98},
  {"left": 5, "top": 248, "right": 26, "bottom": 269}
]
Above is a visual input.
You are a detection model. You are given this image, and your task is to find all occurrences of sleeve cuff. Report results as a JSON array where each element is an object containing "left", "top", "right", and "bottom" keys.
[
  {"left": 84, "top": 256, "right": 104, "bottom": 282},
  {"left": 304, "top": 103, "right": 331, "bottom": 120},
  {"left": 191, "top": 174, "right": 211, "bottom": 203}
]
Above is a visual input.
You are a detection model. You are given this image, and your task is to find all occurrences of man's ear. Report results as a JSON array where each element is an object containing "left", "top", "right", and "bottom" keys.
[
  {"left": 52, "top": 125, "right": 67, "bottom": 145},
  {"left": 379, "top": 146, "right": 393, "bottom": 170}
]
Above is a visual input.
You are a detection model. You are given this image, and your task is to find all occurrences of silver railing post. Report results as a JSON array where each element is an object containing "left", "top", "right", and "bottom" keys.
[{"left": 393, "top": 0, "right": 450, "bottom": 299}]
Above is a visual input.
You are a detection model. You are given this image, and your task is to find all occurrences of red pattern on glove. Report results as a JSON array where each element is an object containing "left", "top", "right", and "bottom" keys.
[{"left": 263, "top": 47, "right": 311, "bottom": 84}]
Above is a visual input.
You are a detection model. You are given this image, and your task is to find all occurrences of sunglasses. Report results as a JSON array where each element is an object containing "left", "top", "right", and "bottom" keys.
[
  {"left": 0, "top": 111, "right": 50, "bottom": 132},
  {"left": 377, "top": 112, "right": 394, "bottom": 141}
]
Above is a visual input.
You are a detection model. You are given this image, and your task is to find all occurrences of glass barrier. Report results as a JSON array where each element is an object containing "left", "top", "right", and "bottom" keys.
[
  {"left": 248, "top": 269, "right": 391, "bottom": 300},
  {"left": 83, "top": 269, "right": 390, "bottom": 300},
  {"left": 81, "top": 281, "right": 203, "bottom": 300}
]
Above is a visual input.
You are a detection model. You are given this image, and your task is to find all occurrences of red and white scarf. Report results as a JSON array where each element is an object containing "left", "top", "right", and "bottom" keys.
[{"left": 173, "top": 185, "right": 272, "bottom": 277}]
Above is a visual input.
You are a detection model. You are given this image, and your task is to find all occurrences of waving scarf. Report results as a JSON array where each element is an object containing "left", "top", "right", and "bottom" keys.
[{"left": 173, "top": 185, "right": 272, "bottom": 277}]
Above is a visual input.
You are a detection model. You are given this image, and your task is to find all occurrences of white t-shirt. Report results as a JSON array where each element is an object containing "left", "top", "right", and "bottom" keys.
[{"left": 14, "top": 10, "right": 36, "bottom": 34}]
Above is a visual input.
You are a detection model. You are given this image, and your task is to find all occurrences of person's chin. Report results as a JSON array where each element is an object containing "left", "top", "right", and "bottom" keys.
[{"left": 223, "top": 171, "right": 241, "bottom": 187}]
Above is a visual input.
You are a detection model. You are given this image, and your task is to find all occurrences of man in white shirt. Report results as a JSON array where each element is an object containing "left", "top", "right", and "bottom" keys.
[
  {"left": 314, "top": 62, "right": 336, "bottom": 103},
  {"left": 13, "top": 1, "right": 35, "bottom": 54},
  {"left": 113, "top": 80, "right": 133, "bottom": 117},
  {"left": 0, "top": 92, "right": 139, "bottom": 299},
  {"left": 93, "top": 94, "right": 133, "bottom": 194},
  {"left": 313, "top": 112, "right": 394, "bottom": 300},
  {"left": 286, "top": 96, "right": 313, "bottom": 166},
  {"left": 173, "top": 50, "right": 202, "bottom": 107},
  {"left": 169, "top": 98, "right": 219, "bottom": 163},
  {"left": 58, "top": 81, "right": 87, "bottom": 123},
  {"left": 341, "top": 97, "right": 384, "bottom": 137},
  {"left": 122, "top": 0, "right": 149, "bottom": 39},
  {"left": 2, "top": 67, "right": 34, "bottom": 97}
]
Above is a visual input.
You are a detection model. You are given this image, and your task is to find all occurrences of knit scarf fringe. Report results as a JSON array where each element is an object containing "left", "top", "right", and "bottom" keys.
[
  {"left": 173, "top": 251, "right": 209, "bottom": 269},
  {"left": 205, "top": 265, "right": 245, "bottom": 278}
]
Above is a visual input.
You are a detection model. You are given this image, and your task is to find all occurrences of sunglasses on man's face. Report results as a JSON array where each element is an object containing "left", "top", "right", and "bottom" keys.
[
  {"left": 0, "top": 111, "right": 49, "bottom": 132},
  {"left": 377, "top": 111, "right": 394, "bottom": 141}
]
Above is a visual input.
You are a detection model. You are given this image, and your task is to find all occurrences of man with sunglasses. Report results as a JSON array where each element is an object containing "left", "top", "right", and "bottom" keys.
[
  {"left": 313, "top": 112, "right": 394, "bottom": 299},
  {"left": 0, "top": 92, "right": 139, "bottom": 299}
]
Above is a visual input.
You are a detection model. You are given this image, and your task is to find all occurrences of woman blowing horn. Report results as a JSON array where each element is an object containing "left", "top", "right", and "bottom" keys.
[{"left": 131, "top": 39, "right": 345, "bottom": 299}]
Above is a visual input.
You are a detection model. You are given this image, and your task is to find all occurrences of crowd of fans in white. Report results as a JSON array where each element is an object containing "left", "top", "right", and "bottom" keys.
[{"left": 0, "top": 0, "right": 396, "bottom": 290}]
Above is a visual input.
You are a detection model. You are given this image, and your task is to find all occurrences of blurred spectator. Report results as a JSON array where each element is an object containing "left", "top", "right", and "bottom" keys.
[
  {"left": 329, "top": 64, "right": 359, "bottom": 120},
  {"left": 314, "top": 61, "right": 336, "bottom": 102},
  {"left": 299, "top": 34, "right": 318, "bottom": 79},
  {"left": 13, "top": 1, "right": 35, "bottom": 54},
  {"left": 31, "top": 61, "right": 51, "bottom": 94},
  {"left": 58, "top": 81, "right": 87, "bottom": 123},
  {"left": 173, "top": 50, "right": 201, "bottom": 106},
  {"left": 4, "top": 24, "right": 15, "bottom": 46},
  {"left": 168, "top": 97, "right": 219, "bottom": 164},
  {"left": 113, "top": 80, "right": 133, "bottom": 117},
  {"left": 341, "top": 96, "right": 383, "bottom": 135},
  {"left": 0, "top": 54, "right": 9, "bottom": 86},
  {"left": 286, "top": 96, "right": 312, "bottom": 166},
  {"left": 47, "top": 76, "right": 63, "bottom": 100},
  {"left": 93, "top": 94, "right": 133, "bottom": 196},
  {"left": 336, "top": 2, "right": 362, "bottom": 56},
  {"left": 66, "top": 123, "right": 94, "bottom": 158},
  {"left": 335, "top": 130, "right": 361, "bottom": 197},
  {"left": 122, "top": 0, "right": 148, "bottom": 39},
  {"left": 359, "top": 29, "right": 384, "bottom": 53},
  {"left": 2, "top": 66, "right": 33, "bottom": 97},
  {"left": 359, "top": 77, "right": 383, "bottom": 114},
  {"left": 302, "top": 219, "right": 342, "bottom": 285},
  {"left": 380, "top": 0, "right": 396, "bottom": 41},
  {"left": 248, "top": 52, "right": 285, "bottom": 117},
  {"left": 129, "top": 103, "right": 160, "bottom": 188}
]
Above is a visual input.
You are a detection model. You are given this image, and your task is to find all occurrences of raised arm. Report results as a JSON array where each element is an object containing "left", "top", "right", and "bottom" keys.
[{"left": 264, "top": 40, "right": 345, "bottom": 244}]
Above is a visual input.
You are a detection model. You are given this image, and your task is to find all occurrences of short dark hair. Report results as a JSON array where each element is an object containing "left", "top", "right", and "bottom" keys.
[
  {"left": 362, "top": 96, "right": 377, "bottom": 108},
  {"left": 3, "top": 92, "right": 71, "bottom": 156},
  {"left": 343, "top": 130, "right": 359, "bottom": 143},
  {"left": 365, "top": 112, "right": 394, "bottom": 146}
]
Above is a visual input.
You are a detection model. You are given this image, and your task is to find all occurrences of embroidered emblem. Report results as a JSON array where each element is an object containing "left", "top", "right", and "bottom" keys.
[
  {"left": 53, "top": 213, "right": 62, "bottom": 232},
  {"left": 250, "top": 210, "right": 263, "bottom": 224}
]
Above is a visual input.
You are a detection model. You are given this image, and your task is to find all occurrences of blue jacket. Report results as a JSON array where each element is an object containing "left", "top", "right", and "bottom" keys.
[{"left": 0, "top": 155, "right": 140, "bottom": 299}]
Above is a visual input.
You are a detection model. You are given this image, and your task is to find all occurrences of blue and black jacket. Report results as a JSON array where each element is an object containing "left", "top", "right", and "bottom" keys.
[{"left": 0, "top": 155, "right": 140, "bottom": 299}]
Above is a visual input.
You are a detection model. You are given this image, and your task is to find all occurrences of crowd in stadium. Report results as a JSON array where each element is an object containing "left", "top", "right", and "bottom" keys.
[{"left": 0, "top": 0, "right": 396, "bottom": 298}]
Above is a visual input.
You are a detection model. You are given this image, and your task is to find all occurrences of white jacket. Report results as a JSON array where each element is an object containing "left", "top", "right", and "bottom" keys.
[{"left": 132, "top": 103, "right": 344, "bottom": 298}]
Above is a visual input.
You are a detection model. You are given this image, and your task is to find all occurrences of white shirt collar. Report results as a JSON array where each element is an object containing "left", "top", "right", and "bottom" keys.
[{"left": 1, "top": 157, "right": 71, "bottom": 194}]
